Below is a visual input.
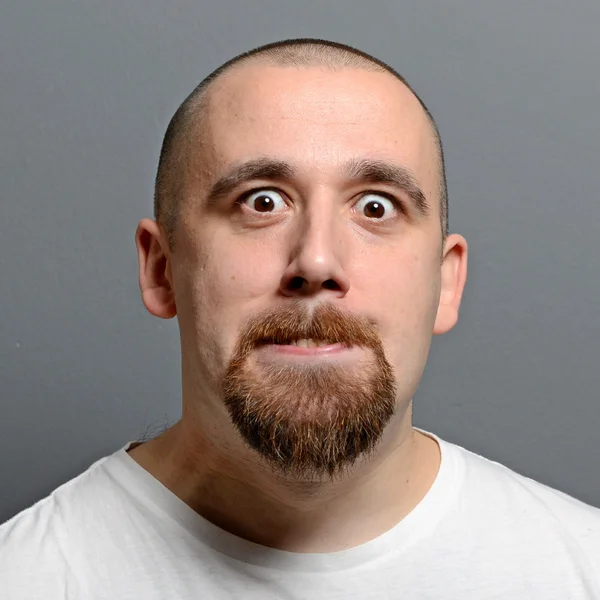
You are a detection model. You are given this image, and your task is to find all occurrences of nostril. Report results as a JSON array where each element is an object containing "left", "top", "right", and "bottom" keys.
[
  {"left": 281, "top": 275, "right": 346, "bottom": 296},
  {"left": 322, "top": 279, "right": 341, "bottom": 291},
  {"left": 288, "top": 276, "right": 305, "bottom": 291}
]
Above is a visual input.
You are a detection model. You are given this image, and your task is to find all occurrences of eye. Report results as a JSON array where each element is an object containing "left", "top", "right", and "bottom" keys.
[
  {"left": 240, "top": 189, "right": 287, "bottom": 213},
  {"left": 354, "top": 193, "right": 398, "bottom": 219}
]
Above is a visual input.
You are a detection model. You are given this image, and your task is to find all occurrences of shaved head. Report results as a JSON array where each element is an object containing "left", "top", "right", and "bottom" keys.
[
  {"left": 136, "top": 38, "right": 468, "bottom": 483},
  {"left": 154, "top": 38, "right": 448, "bottom": 247}
]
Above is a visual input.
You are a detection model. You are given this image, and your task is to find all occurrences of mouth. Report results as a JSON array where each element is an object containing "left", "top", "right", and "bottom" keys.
[
  {"left": 254, "top": 338, "right": 358, "bottom": 359},
  {"left": 273, "top": 338, "right": 338, "bottom": 348}
]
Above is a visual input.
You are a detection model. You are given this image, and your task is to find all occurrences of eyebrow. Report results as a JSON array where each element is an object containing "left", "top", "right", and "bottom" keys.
[
  {"left": 206, "top": 158, "right": 296, "bottom": 205},
  {"left": 206, "top": 157, "right": 430, "bottom": 216},
  {"left": 345, "top": 158, "right": 430, "bottom": 216}
]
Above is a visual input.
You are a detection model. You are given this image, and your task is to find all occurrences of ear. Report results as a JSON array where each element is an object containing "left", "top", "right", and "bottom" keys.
[
  {"left": 433, "top": 233, "right": 468, "bottom": 335},
  {"left": 135, "top": 219, "right": 177, "bottom": 319}
]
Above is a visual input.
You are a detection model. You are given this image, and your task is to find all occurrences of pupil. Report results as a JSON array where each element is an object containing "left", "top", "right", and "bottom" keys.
[
  {"left": 254, "top": 195, "right": 274, "bottom": 212},
  {"left": 365, "top": 201, "right": 384, "bottom": 218}
]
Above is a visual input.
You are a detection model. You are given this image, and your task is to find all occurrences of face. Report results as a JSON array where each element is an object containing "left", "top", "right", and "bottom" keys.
[{"left": 141, "top": 63, "right": 467, "bottom": 477}]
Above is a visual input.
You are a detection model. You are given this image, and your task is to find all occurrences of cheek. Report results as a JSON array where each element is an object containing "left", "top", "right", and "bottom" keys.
[
  {"left": 200, "top": 239, "right": 285, "bottom": 303},
  {"left": 179, "top": 235, "right": 286, "bottom": 357},
  {"left": 364, "top": 249, "right": 441, "bottom": 349},
  {"left": 364, "top": 248, "right": 438, "bottom": 311}
]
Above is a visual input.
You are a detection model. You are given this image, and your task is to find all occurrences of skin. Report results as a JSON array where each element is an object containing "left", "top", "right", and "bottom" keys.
[{"left": 132, "top": 62, "right": 468, "bottom": 553}]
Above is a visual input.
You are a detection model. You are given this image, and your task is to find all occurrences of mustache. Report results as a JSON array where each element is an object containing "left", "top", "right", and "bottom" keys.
[{"left": 233, "top": 302, "right": 382, "bottom": 356}]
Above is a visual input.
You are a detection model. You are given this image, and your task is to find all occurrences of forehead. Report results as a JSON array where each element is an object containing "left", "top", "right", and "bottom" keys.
[{"left": 198, "top": 63, "right": 437, "bottom": 189}]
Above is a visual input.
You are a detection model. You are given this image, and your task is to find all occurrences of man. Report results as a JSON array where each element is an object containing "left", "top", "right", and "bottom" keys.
[{"left": 1, "top": 38, "right": 599, "bottom": 599}]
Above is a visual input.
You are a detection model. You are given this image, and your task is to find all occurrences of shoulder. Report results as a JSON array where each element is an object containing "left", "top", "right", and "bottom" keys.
[
  {"left": 1, "top": 450, "right": 119, "bottom": 533},
  {"left": 442, "top": 435, "right": 600, "bottom": 563},
  {"left": 0, "top": 450, "right": 124, "bottom": 598}
]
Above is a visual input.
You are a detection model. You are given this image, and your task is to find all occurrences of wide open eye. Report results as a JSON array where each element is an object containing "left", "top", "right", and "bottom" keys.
[
  {"left": 354, "top": 193, "right": 399, "bottom": 220},
  {"left": 241, "top": 189, "right": 287, "bottom": 213}
]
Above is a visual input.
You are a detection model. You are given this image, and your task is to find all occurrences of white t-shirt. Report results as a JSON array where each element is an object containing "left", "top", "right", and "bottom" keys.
[{"left": 1, "top": 429, "right": 599, "bottom": 599}]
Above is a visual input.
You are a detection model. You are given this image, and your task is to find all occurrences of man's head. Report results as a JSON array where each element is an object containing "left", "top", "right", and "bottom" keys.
[{"left": 136, "top": 39, "right": 467, "bottom": 479}]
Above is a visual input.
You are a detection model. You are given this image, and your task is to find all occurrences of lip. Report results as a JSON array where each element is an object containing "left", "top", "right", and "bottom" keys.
[
  {"left": 259, "top": 342, "right": 348, "bottom": 356},
  {"left": 253, "top": 342, "right": 366, "bottom": 365}
]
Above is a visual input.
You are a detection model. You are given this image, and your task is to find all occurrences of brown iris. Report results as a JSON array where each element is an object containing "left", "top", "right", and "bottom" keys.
[
  {"left": 363, "top": 200, "right": 386, "bottom": 218},
  {"left": 253, "top": 194, "right": 275, "bottom": 212}
]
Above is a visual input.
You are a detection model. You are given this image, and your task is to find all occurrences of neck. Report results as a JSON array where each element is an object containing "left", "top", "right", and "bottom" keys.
[{"left": 128, "top": 403, "right": 440, "bottom": 553}]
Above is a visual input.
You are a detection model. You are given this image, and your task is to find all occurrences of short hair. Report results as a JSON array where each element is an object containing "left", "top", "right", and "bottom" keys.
[{"left": 154, "top": 39, "right": 448, "bottom": 247}]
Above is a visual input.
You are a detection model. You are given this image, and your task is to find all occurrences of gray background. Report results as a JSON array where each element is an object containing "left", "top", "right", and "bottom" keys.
[{"left": 1, "top": 0, "right": 599, "bottom": 523}]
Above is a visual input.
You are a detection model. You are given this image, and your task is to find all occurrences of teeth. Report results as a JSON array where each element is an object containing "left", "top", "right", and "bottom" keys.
[{"left": 288, "top": 338, "right": 331, "bottom": 347}]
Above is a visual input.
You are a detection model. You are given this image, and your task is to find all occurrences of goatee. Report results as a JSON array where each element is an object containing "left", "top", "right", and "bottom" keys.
[{"left": 223, "top": 302, "right": 397, "bottom": 479}]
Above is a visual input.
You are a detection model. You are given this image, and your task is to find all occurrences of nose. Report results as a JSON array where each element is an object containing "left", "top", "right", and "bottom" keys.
[{"left": 279, "top": 214, "right": 351, "bottom": 298}]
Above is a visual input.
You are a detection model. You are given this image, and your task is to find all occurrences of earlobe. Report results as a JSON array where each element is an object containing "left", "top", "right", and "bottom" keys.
[
  {"left": 135, "top": 219, "right": 177, "bottom": 319},
  {"left": 433, "top": 234, "right": 468, "bottom": 335}
]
